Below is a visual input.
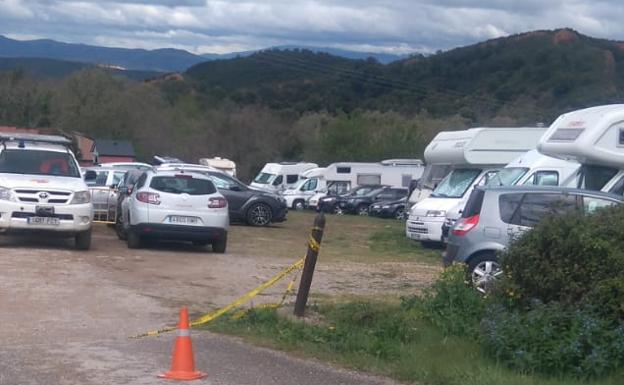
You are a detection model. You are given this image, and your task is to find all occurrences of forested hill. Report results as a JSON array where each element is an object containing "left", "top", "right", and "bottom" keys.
[{"left": 186, "top": 28, "right": 624, "bottom": 124}]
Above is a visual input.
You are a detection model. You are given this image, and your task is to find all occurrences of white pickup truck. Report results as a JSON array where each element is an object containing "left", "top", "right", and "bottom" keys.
[{"left": 0, "top": 133, "right": 94, "bottom": 249}]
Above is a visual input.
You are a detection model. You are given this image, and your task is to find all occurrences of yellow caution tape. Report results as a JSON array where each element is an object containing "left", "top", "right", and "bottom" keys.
[
  {"left": 133, "top": 257, "right": 305, "bottom": 338},
  {"left": 230, "top": 270, "right": 300, "bottom": 320},
  {"left": 308, "top": 236, "right": 320, "bottom": 252}
]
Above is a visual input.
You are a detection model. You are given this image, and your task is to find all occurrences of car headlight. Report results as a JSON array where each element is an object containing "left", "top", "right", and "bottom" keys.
[
  {"left": 70, "top": 190, "right": 91, "bottom": 204},
  {"left": 0, "top": 186, "right": 14, "bottom": 201},
  {"left": 323, "top": 197, "right": 336, "bottom": 202},
  {"left": 382, "top": 205, "right": 391, "bottom": 209},
  {"left": 426, "top": 210, "right": 446, "bottom": 217}
]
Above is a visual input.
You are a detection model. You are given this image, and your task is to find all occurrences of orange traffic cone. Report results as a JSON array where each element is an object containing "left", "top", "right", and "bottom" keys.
[{"left": 158, "top": 307, "right": 208, "bottom": 381}]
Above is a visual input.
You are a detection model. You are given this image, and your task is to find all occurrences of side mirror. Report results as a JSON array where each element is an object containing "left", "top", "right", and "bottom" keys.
[
  {"left": 230, "top": 185, "right": 242, "bottom": 192},
  {"left": 84, "top": 170, "right": 97, "bottom": 181}
]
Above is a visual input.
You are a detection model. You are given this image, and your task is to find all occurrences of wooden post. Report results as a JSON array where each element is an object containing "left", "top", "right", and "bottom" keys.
[{"left": 294, "top": 212, "right": 326, "bottom": 317}]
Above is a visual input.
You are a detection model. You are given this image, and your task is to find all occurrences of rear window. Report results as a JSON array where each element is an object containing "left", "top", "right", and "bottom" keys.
[
  {"left": 462, "top": 189, "right": 485, "bottom": 218},
  {"left": 149, "top": 175, "right": 216, "bottom": 195}
]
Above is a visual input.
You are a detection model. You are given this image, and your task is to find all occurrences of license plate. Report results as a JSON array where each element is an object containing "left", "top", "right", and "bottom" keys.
[
  {"left": 168, "top": 215, "right": 198, "bottom": 224},
  {"left": 27, "top": 217, "right": 60, "bottom": 226}
]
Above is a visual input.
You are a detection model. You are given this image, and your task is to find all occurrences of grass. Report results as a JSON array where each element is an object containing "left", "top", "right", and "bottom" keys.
[
  {"left": 228, "top": 210, "right": 438, "bottom": 264},
  {"left": 207, "top": 301, "right": 624, "bottom": 385}
]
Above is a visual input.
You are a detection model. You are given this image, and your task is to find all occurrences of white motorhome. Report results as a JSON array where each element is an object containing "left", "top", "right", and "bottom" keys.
[
  {"left": 406, "top": 127, "right": 547, "bottom": 245},
  {"left": 251, "top": 162, "right": 319, "bottom": 193},
  {"left": 199, "top": 157, "right": 237, "bottom": 177},
  {"left": 538, "top": 104, "right": 624, "bottom": 195},
  {"left": 299, "top": 159, "right": 424, "bottom": 210}
]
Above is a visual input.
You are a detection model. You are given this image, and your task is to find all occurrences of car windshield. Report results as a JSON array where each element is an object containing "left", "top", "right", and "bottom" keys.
[
  {"left": 0, "top": 149, "right": 81, "bottom": 178},
  {"left": 487, "top": 167, "right": 529, "bottom": 186},
  {"left": 150, "top": 175, "right": 216, "bottom": 195},
  {"left": 431, "top": 168, "right": 481, "bottom": 198},
  {"left": 254, "top": 172, "right": 276, "bottom": 184}
]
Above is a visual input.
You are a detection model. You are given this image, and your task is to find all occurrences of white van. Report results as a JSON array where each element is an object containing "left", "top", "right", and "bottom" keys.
[
  {"left": 251, "top": 162, "right": 318, "bottom": 193},
  {"left": 406, "top": 127, "right": 547, "bottom": 245},
  {"left": 302, "top": 159, "right": 425, "bottom": 210},
  {"left": 199, "top": 157, "right": 237, "bottom": 177},
  {"left": 537, "top": 104, "right": 624, "bottom": 195}
]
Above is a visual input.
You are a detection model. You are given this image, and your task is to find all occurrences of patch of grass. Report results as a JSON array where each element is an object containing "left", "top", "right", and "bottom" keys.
[
  {"left": 368, "top": 222, "right": 440, "bottom": 263},
  {"left": 208, "top": 302, "right": 624, "bottom": 385}
]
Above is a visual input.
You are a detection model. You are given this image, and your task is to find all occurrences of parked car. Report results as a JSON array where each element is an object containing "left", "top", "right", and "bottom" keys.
[
  {"left": 114, "top": 169, "right": 147, "bottom": 240},
  {"left": 341, "top": 187, "right": 408, "bottom": 215},
  {"left": 157, "top": 164, "right": 288, "bottom": 226},
  {"left": 444, "top": 186, "right": 624, "bottom": 293},
  {"left": 84, "top": 166, "right": 133, "bottom": 222},
  {"left": 117, "top": 169, "right": 229, "bottom": 251},
  {"left": 317, "top": 185, "right": 383, "bottom": 213},
  {"left": 369, "top": 197, "right": 408, "bottom": 220}
]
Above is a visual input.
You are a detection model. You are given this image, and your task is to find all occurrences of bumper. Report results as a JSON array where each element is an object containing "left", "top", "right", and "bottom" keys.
[
  {"left": 442, "top": 243, "right": 460, "bottom": 267},
  {"left": 405, "top": 216, "right": 444, "bottom": 242},
  {"left": 0, "top": 202, "right": 92, "bottom": 234},
  {"left": 273, "top": 206, "right": 288, "bottom": 222},
  {"left": 131, "top": 223, "right": 227, "bottom": 241}
]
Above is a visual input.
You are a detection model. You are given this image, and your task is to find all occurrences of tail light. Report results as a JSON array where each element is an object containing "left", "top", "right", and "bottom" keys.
[
  {"left": 452, "top": 215, "right": 480, "bottom": 236},
  {"left": 208, "top": 197, "right": 228, "bottom": 208},
  {"left": 136, "top": 192, "right": 161, "bottom": 205}
]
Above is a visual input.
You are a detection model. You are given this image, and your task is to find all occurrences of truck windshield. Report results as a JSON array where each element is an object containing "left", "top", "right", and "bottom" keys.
[
  {"left": 487, "top": 167, "right": 529, "bottom": 186},
  {"left": 578, "top": 165, "right": 619, "bottom": 191},
  {"left": 0, "top": 149, "right": 81, "bottom": 178},
  {"left": 254, "top": 172, "right": 276, "bottom": 184},
  {"left": 431, "top": 168, "right": 481, "bottom": 198}
]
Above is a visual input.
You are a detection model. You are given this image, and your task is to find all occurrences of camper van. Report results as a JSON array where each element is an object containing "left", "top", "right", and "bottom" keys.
[
  {"left": 251, "top": 162, "right": 319, "bottom": 193},
  {"left": 406, "top": 127, "right": 547, "bottom": 246},
  {"left": 300, "top": 159, "right": 425, "bottom": 210},
  {"left": 199, "top": 157, "right": 237, "bottom": 177},
  {"left": 538, "top": 104, "right": 624, "bottom": 195}
]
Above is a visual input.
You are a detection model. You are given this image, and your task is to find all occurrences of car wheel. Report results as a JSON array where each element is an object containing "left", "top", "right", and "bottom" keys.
[
  {"left": 293, "top": 199, "right": 305, "bottom": 211},
  {"left": 467, "top": 252, "right": 502, "bottom": 294},
  {"left": 212, "top": 233, "right": 227, "bottom": 253},
  {"left": 247, "top": 203, "right": 273, "bottom": 226},
  {"left": 332, "top": 205, "right": 343, "bottom": 215},
  {"left": 75, "top": 229, "right": 92, "bottom": 250},
  {"left": 394, "top": 207, "right": 405, "bottom": 220},
  {"left": 127, "top": 229, "right": 142, "bottom": 249},
  {"left": 356, "top": 204, "right": 369, "bottom": 216}
]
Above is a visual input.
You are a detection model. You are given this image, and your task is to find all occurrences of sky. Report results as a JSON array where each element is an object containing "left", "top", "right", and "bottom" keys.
[{"left": 0, "top": 0, "right": 623, "bottom": 55}]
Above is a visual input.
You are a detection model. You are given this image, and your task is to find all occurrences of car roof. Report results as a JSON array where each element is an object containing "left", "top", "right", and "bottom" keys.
[
  {"left": 3, "top": 141, "right": 69, "bottom": 153},
  {"left": 476, "top": 185, "right": 624, "bottom": 201}
]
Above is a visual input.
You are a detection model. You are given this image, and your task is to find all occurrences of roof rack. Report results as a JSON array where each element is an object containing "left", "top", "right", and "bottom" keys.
[{"left": 0, "top": 132, "right": 72, "bottom": 146}]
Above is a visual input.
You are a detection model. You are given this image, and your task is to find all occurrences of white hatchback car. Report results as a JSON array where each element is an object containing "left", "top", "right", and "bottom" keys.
[{"left": 123, "top": 169, "right": 229, "bottom": 252}]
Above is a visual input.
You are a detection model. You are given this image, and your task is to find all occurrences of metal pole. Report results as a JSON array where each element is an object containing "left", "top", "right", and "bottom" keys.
[{"left": 294, "top": 212, "right": 326, "bottom": 317}]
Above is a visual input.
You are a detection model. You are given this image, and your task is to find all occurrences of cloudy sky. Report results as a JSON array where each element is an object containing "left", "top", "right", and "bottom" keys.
[{"left": 0, "top": 0, "right": 622, "bottom": 55}]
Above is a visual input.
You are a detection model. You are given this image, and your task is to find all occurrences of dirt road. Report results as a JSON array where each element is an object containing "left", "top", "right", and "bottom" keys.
[{"left": 0, "top": 216, "right": 440, "bottom": 384}]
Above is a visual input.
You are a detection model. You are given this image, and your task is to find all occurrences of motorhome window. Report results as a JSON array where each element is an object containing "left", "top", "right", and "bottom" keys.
[
  {"left": 578, "top": 165, "right": 618, "bottom": 191},
  {"left": 302, "top": 178, "right": 318, "bottom": 191},
  {"left": 286, "top": 174, "right": 299, "bottom": 184},
  {"left": 488, "top": 167, "right": 528, "bottom": 186},
  {"left": 532, "top": 171, "right": 559, "bottom": 186},
  {"left": 357, "top": 174, "right": 381, "bottom": 186},
  {"left": 272, "top": 175, "right": 283, "bottom": 186},
  {"left": 337, "top": 167, "right": 351, "bottom": 174},
  {"left": 477, "top": 171, "right": 499, "bottom": 186},
  {"left": 420, "top": 164, "right": 452, "bottom": 189},
  {"left": 327, "top": 181, "right": 350, "bottom": 195},
  {"left": 253, "top": 172, "right": 275, "bottom": 184},
  {"left": 0, "top": 149, "right": 80, "bottom": 178},
  {"left": 431, "top": 168, "right": 481, "bottom": 198}
]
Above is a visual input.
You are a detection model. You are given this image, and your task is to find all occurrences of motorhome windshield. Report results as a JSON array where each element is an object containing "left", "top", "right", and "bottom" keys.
[
  {"left": 253, "top": 172, "right": 276, "bottom": 184},
  {"left": 577, "top": 165, "right": 619, "bottom": 191},
  {"left": 487, "top": 167, "right": 529, "bottom": 186},
  {"left": 419, "top": 164, "right": 452, "bottom": 189},
  {"left": 431, "top": 168, "right": 481, "bottom": 198},
  {"left": 0, "top": 149, "right": 81, "bottom": 178}
]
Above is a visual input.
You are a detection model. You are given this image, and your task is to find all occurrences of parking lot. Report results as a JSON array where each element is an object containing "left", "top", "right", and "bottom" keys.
[{"left": 0, "top": 212, "right": 440, "bottom": 384}]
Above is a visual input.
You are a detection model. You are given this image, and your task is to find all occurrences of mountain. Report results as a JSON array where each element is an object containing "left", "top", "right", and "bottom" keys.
[
  {"left": 185, "top": 29, "right": 624, "bottom": 123},
  {"left": 0, "top": 36, "right": 204, "bottom": 72}
]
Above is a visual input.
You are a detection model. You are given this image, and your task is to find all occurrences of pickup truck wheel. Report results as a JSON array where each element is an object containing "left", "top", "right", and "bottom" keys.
[
  {"left": 293, "top": 199, "right": 305, "bottom": 211},
  {"left": 212, "top": 233, "right": 227, "bottom": 253},
  {"left": 247, "top": 203, "right": 272, "bottom": 226},
  {"left": 467, "top": 252, "right": 501, "bottom": 294},
  {"left": 127, "top": 229, "right": 142, "bottom": 249},
  {"left": 75, "top": 230, "right": 92, "bottom": 250}
]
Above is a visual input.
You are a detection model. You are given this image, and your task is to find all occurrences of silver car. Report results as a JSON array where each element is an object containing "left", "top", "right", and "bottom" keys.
[{"left": 444, "top": 186, "right": 624, "bottom": 292}]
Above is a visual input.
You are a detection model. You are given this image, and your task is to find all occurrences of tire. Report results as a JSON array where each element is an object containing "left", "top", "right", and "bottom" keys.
[
  {"left": 126, "top": 229, "right": 142, "bottom": 249},
  {"left": 212, "top": 233, "right": 227, "bottom": 253},
  {"left": 246, "top": 203, "right": 273, "bottom": 226},
  {"left": 467, "top": 252, "right": 501, "bottom": 294},
  {"left": 332, "top": 204, "right": 343, "bottom": 215},
  {"left": 394, "top": 207, "right": 406, "bottom": 220},
  {"left": 356, "top": 204, "right": 369, "bottom": 216},
  {"left": 115, "top": 214, "right": 127, "bottom": 241},
  {"left": 292, "top": 199, "right": 305, "bottom": 211},
  {"left": 75, "top": 229, "right": 92, "bottom": 250}
]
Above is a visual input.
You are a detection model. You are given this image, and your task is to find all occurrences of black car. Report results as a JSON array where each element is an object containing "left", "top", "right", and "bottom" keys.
[
  {"left": 341, "top": 187, "right": 408, "bottom": 215},
  {"left": 203, "top": 170, "right": 287, "bottom": 226},
  {"left": 369, "top": 197, "right": 408, "bottom": 220},
  {"left": 317, "top": 185, "right": 383, "bottom": 214}
]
